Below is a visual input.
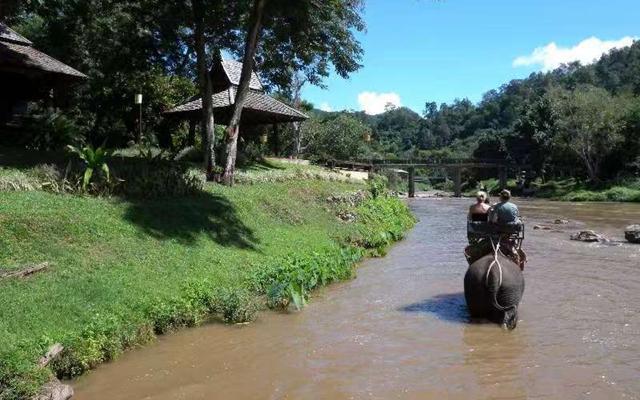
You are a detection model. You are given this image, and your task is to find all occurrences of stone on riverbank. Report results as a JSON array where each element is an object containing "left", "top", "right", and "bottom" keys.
[
  {"left": 570, "top": 231, "right": 606, "bottom": 242},
  {"left": 570, "top": 230, "right": 605, "bottom": 242},
  {"left": 33, "top": 379, "right": 73, "bottom": 400},
  {"left": 624, "top": 224, "right": 640, "bottom": 244}
]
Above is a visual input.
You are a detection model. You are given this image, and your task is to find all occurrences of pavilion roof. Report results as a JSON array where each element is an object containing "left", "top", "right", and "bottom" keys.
[
  {"left": 0, "top": 24, "right": 32, "bottom": 45},
  {"left": 219, "top": 59, "right": 263, "bottom": 91},
  {"left": 165, "top": 86, "right": 308, "bottom": 124},
  {"left": 0, "top": 23, "right": 87, "bottom": 80},
  {"left": 166, "top": 58, "right": 308, "bottom": 125}
]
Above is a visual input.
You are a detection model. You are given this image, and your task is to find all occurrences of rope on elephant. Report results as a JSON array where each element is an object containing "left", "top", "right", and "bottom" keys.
[{"left": 485, "top": 236, "right": 503, "bottom": 288}]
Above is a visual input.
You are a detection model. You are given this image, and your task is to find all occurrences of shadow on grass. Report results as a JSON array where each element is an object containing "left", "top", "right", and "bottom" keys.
[
  {"left": 123, "top": 191, "right": 259, "bottom": 249},
  {"left": 399, "top": 292, "right": 469, "bottom": 324}
]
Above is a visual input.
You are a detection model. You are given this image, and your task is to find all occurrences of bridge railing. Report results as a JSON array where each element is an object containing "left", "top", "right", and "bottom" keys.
[{"left": 323, "top": 158, "right": 529, "bottom": 169}]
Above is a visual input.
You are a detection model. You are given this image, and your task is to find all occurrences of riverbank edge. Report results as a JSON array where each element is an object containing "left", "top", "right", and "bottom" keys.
[
  {"left": 0, "top": 183, "right": 415, "bottom": 400},
  {"left": 459, "top": 178, "right": 640, "bottom": 203}
]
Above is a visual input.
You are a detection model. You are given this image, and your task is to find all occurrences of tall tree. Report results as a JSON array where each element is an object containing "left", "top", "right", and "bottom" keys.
[
  {"left": 548, "top": 85, "right": 629, "bottom": 182},
  {"left": 290, "top": 72, "right": 307, "bottom": 158},
  {"left": 221, "top": 0, "right": 267, "bottom": 185},
  {"left": 221, "top": 0, "right": 365, "bottom": 185},
  {"left": 192, "top": 0, "right": 216, "bottom": 179}
]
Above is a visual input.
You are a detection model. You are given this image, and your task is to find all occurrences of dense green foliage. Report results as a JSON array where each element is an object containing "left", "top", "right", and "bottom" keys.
[
  {"left": 7, "top": 1, "right": 365, "bottom": 159},
  {"left": 301, "top": 114, "right": 372, "bottom": 161},
  {"left": 0, "top": 174, "right": 413, "bottom": 399},
  {"left": 297, "top": 41, "right": 640, "bottom": 188}
]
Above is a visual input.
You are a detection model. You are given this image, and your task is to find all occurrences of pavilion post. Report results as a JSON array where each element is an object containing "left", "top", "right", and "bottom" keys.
[
  {"left": 408, "top": 167, "right": 416, "bottom": 198},
  {"left": 271, "top": 124, "right": 280, "bottom": 156},
  {"left": 499, "top": 167, "right": 507, "bottom": 190},
  {"left": 453, "top": 167, "right": 462, "bottom": 197},
  {"left": 187, "top": 119, "right": 197, "bottom": 146}
]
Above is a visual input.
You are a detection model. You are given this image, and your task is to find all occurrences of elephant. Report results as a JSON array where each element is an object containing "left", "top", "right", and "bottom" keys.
[{"left": 464, "top": 252, "right": 525, "bottom": 330}]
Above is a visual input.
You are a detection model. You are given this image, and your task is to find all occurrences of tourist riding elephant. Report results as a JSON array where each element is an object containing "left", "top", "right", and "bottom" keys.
[{"left": 464, "top": 252, "right": 525, "bottom": 330}]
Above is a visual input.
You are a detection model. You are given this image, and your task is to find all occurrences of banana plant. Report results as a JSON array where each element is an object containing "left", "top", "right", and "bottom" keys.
[{"left": 67, "top": 145, "right": 111, "bottom": 190}]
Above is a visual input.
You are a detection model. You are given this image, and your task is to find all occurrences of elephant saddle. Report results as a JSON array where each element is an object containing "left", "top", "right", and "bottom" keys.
[{"left": 464, "top": 239, "right": 526, "bottom": 271}]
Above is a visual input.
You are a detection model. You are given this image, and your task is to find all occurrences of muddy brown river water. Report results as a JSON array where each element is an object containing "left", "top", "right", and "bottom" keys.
[{"left": 72, "top": 198, "right": 640, "bottom": 400}]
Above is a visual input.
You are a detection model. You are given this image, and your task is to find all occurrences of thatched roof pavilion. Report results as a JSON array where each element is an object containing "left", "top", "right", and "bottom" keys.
[
  {"left": 0, "top": 24, "right": 87, "bottom": 80},
  {"left": 0, "top": 23, "right": 87, "bottom": 132},
  {"left": 165, "top": 59, "right": 308, "bottom": 125}
]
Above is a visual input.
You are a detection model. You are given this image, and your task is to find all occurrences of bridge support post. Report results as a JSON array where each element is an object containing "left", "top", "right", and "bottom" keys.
[
  {"left": 453, "top": 167, "right": 462, "bottom": 197},
  {"left": 499, "top": 167, "right": 507, "bottom": 190},
  {"left": 408, "top": 167, "right": 415, "bottom": 198}
]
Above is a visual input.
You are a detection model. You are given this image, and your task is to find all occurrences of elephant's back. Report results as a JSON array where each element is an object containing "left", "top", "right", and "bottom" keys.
[{"left": 464, "top": 253, "right": 525, "bottom": 316}]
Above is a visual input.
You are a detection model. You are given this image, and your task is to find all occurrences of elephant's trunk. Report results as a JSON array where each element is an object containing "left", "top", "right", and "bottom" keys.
[{"left": 502, "top": 307, "right": 519, "bottom": 330}]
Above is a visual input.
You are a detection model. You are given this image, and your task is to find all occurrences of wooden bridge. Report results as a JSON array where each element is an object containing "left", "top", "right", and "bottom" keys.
[{"left": 327, "top": 159, "right": 530, "bottom": 198}]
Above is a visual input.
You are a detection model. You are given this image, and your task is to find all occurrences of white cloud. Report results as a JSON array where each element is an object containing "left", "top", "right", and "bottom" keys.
[
  {"left": 357, "top": 91, "right": 402, "bottom": 115},
  {"left": 513, "top": 36, "right": 636, "bottom": 72},
  {"left": 319, "top": 102, "right": 333, "bottom": 112}
]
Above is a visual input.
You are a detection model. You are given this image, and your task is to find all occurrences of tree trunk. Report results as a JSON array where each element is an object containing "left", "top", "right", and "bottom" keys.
[
  {"left": 290, "top": 73, "right": 305, "bottom": 159},
  {"left": 292, "top": 121, "right": 301, "bottom": 158},
  {"left": 193, "top": 0, "right": 216, "bottom": 180},
  {"left": 222, "top": 0, "right": 267, "bottom": 186}
]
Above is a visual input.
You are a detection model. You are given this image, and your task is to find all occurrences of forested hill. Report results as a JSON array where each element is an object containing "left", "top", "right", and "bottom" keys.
[{"left": 311, "top": 40, "right": 640, "bottom": 182}]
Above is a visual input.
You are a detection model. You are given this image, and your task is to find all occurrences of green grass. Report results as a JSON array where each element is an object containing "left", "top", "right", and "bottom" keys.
[
  {"left": 0, "top": 179, "right": 414, "bottom": 399},
  {"left": 532, "top": 178, "right": 640, "bottom": 202}
]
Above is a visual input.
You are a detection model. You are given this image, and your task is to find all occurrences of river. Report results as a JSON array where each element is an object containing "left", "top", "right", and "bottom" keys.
[{"left": 72, "top": 198, "right": 640, "bottom": 400}]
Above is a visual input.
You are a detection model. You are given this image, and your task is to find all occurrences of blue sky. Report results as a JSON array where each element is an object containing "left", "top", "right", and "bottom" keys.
[{"left": 302, "top": 0, "right": 640, "bottom": 115}]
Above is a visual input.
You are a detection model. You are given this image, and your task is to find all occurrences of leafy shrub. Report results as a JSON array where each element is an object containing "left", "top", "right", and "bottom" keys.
[
  {"left": 350, "top": 196, "right": 416, "bottom": 252},
  {"left": 22, "top": 107, "right": 84, "bottom": 151},
  {"left": 212, "top": 287, "right": 258, "bottom": 323},
  {"left": 248, "top": 246, "right": 361, "bottom": 311},
  {"left": 67, "top": 145, "right": 111, "bottom": 190},
  {"left": 367, "top": 174, "right": 388, "bottom": 198},
  {"left": 237, "top": 142, "right": 268, "bottom": 167}
]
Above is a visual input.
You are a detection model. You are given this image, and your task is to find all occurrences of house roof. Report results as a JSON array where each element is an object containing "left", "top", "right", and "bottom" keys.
[
  {"left": 220, "top": 59, "right": 263, "bottom": 91},
  {"left": 165, "top": 86, "right": 308, "bottom": 124},
  {"left": 0, "top": 23, "right": 87, "bottom": 80}
]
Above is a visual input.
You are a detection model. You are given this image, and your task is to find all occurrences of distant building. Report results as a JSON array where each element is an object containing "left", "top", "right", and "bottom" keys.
[{"left": 0, "top": 23, "right": 86, "bottom": 135}]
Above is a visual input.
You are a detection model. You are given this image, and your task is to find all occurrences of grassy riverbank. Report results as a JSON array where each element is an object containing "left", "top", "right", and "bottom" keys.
[
  {"left": 463, "top": 178, "right": 640, "bottom": 202},
  {"left": 0, "top": 176, "right": 414, "bottom": 399}
]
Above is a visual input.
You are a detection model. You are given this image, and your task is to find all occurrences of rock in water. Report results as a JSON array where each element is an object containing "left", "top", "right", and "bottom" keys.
[
  {"left": 554, "top": 219, "right": 569, "bottom": 224},
  {"left": 625, "top": 224, "right": 640, "bottom": 244},
  {"left": 570, "top": 230, "right": 604, "bottom": 242},
  {"left": 533, "top": 225, "right": 551, "bottom": 230}
]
